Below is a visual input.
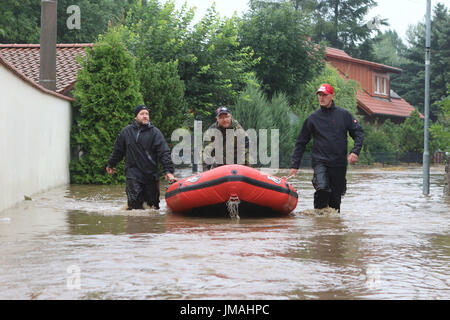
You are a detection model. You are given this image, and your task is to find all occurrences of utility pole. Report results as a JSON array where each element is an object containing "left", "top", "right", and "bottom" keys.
[{"left": 423, "top": 0, "right": 431, "bottom": 195}]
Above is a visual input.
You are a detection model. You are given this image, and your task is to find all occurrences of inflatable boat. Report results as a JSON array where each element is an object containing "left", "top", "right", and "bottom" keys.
[{"left": 165, "top": 165, "right": 298, "bottom": 218}]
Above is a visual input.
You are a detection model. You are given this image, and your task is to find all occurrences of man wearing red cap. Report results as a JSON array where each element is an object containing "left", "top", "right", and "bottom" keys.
[{"left": 289, "top": 84, "right": 364, "bottom": 212}]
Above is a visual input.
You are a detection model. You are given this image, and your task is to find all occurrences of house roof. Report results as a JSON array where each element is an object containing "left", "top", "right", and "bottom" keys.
[
  {"left": 0, "top": 43, "right": 93, "bottom": 96},
  {"left": 325, "top": 47, "right": 420, "bottom": 119},
  {"left": 0, "top": 48, "right": 74, "bottom": 101},
  {"left": 357, "top": 89, "right": 421, "bottom": 118},
  {"left": 325, "top": 47, "right": 402, "bottom": 74}
]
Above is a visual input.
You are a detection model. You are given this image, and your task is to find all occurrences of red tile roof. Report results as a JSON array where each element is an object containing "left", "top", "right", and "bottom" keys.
[
  {"left": 325, "top": 47, "right": 420, "bottom": 119},
  {"left": 325, "top": 47, "right": 402, "bottom": 73},
  {"left": 0, "top": 43, "right": 93, "bottom": 96},
  {"left": 0, "top": 50, "right": 73, "bottom": 101},
  {"left": 357, "top": 89, "right": 421, "bottom": 118}
]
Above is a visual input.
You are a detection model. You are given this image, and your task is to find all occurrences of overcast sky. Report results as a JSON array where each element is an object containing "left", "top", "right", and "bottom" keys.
[{"left": 165, "top": 0, "right": 450, "bottom": 42}]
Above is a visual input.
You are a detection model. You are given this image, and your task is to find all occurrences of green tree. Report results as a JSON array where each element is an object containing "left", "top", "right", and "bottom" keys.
[
  {"left": 229, "top": 78, "right": 272, "bottom": 131},
  {"left": 395, "top": 3, "right": 449, "bottom": 120},
  {"left": 398, "top": 109, "right": 424, "bottom": 154},
  {"left": 0, "top": 0, "right": 40, "bottom": 43},
  {"left": 0, "top": 0, "right": 139, "bottom": 44},
  {"left": 362, "top": 119, "right": 400, "bottom": 153},
  {"left": 231, "top": 78, "right": 299, "bottom": 167},
  {"left": 57, "top": 0, "right": 139, "bottom": 43},
  {"left": 372, "top": 30, "right": 408, "bottom": 67},
  {"left": 138, "top": 58, "right": 188, "bottom": 144},
  {"left": 117, "top": 0, "right": 192, "bottom": 140},
  {"left": 295, "top": 64, "right": 359, "bottom": 116},
  {"left": 70, "top": 29, "right": 142, "bottom": 184},
  {"left": 179, "top": 6, "right": 257, "bottom": 123},
  {"left": 123, "top": 2, "right": 256, "bottom": 124},
  {"left": 122, "top": 0, "right": 193, "bottom": 62},
  {"left": 310, "top": 0, "right": 383, "bottom": 59},
  {"left": 430, "top": 85, "right": 450, "bottom": 152},
  {"left": 239, "top": 1, "right": 324, "bottom": 104}
]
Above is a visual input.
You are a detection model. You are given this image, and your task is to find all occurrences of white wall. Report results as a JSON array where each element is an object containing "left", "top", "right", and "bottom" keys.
[{"left": 0, "top": 64, "right": 72, "bottom": 212}]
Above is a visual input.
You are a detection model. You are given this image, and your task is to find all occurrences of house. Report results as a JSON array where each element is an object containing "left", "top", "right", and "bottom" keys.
[
  {"left": 325, "top": 47, "right": 419, "bottom": 124},
  {"left": 0, "top": 43, "right": 92, "bottom": 98},
  {"left": 0, "top": 44, "right": 92, "bottom": 212}
]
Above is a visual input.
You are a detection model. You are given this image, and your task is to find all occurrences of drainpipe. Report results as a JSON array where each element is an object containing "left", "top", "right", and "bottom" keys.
[{"left": 39, "top": 0, "right": 58, "bottom": 91}]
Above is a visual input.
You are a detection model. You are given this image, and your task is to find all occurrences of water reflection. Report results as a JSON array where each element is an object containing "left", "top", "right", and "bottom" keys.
[
  {"left": 0, "top": 166, "right": 448, "bottom": 299},
  {"left": 66, "top": 211, "right": 167, "bottom": 235}
]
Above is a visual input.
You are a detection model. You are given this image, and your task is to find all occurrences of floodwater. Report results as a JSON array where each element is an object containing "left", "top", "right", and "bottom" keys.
[{"left": 0, "top": 166, "right": 449, "bottom": 300}]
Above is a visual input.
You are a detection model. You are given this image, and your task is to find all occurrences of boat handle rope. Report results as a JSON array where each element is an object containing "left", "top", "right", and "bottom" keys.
[{"left": 226, "top": 194, "right": 240, "bottom": 220}]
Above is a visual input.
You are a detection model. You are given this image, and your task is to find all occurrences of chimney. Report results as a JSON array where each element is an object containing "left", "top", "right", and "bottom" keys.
[{"left": 39, "top": 0, "right": 58, "bottom": 91}]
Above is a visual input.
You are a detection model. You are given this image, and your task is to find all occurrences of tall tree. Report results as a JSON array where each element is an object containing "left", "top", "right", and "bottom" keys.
[
  {"left": 138, "top": 58, "right": 188, "bottom": 143},
  {"left": 123, "top": 2, "right": 256, "bottom": 124},
  {"left": 231, "top": 78, "right": 299, "bottom": 167},
  {"left": 119, "top": 0, "right": 192, "bottom": 137},
  {"left": 57, "top": 0, "right": 139, "bottom": 43},
  {"left": 122, "top": 0, "right": 193, "bottom": 63},
  {"left": 430, "top": 85, "right": 450, "bottom": 152},
  {"left": 239, "top": 1, "right": 324, "bottom": 104},
  {"left": 70, "top": 29, "right": 142, "bottom": 184},
  {"left": 398, "top": 109, "right": 424, "bottom": 154},
  {"left": 371, "top": 30, "right": 408, "bottom": 67},
  {"left": 179, "top": 6, "right": 258, "bottom": 123},
  {"left": 311, "top": 0, "right": 382, "bottom": 58},
  {"left": 0, "top": 0, "right": 140, "bottom": 44},
  {"left": 0, "top": 0, "right": 41, "bottom": 43},
  {"left": 394, "top": 2, "right": 449, "bottom": 120}
]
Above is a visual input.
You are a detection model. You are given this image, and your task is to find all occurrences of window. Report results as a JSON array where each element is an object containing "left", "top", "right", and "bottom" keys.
[{"left": 374, "top": 75, "right": 388, "bottom": 96}]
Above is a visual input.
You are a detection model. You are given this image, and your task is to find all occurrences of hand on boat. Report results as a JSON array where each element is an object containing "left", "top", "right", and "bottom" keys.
[
  {"left": 165, "top": 173, "right": 178, "bottom": 184},
  {"left": 282, "top": 169, "right": 297, "bottom": 180}
]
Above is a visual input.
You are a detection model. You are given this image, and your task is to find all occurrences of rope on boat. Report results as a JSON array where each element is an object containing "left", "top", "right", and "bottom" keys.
[{"left": 226, "top": 194, "right": 240, "bottom": 220}]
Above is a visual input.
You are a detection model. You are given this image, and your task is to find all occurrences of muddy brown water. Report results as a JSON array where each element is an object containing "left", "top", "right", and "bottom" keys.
[{"left": 0, "top": 167, "right": 449, "bottom": 300}]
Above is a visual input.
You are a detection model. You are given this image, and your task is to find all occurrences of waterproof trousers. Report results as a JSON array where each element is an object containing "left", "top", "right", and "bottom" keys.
[
  {"left": 126, "top": 178, "right": 160, "bottom": 210},
  {"left": 312, "top": 163, "right": 347, "bottom": 212}
]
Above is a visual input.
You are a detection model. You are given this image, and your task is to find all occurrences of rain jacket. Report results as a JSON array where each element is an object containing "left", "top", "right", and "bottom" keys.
[
  {"left": 107, "top": 121, "right": 174, "bottom": 183},
  {"left": 203, "top": 119, "right": 249, "bottom": 170},
  {"left": 291, "top": 101, "right": 364, "bottom": 168}
]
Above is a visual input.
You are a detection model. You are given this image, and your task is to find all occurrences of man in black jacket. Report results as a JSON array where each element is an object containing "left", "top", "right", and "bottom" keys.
[
  {"left": 289, "top": 84, "right": 364, "bottom": 212},
  {"left": 106, "top": 105, "right": 176, "bottom": 210}
]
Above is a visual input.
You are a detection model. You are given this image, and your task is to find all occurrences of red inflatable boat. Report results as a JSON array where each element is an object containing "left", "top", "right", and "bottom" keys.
[{"left": 165, "top": 165, "right": 298, "bottom": 218}]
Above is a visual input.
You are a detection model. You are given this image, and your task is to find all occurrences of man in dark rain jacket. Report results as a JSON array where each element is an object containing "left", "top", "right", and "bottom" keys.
[
  {"left": 289, "top": 84, "right": 364, "bottom": 212},
  {"left": 106, "top": 105, "right": 176, "bottom": 210}
]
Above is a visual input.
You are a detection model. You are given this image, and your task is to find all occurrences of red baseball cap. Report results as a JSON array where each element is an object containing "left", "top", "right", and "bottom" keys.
[{"left": 316, "top": 83, "right": 334, "bottom": 95}]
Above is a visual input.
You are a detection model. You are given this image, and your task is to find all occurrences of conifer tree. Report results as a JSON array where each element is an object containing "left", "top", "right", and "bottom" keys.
[{"left": 70, "top": 29, "right": 142, "bottom": 184}]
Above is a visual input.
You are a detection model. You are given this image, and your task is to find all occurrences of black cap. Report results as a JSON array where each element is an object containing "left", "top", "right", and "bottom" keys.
[
  {"left": 215, "top": 106, "right": 231, "bottom": 117},
  {"left": 134, "top": 105, "right": 149, "bottom": 117}
]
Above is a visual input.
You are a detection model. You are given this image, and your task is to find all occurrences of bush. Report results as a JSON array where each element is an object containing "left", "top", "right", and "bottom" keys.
[
  {"left": 230, "top": 78, "right": 299, "bottom": 168},
  {"left": 294, "top": 64, "right": 359, "bottom": 116},
  {"left": 70, "top": 29, "right": 143, "bottom": 184},
  {"left": 138, "top": 58, "right": 190, "bottom": 144}
]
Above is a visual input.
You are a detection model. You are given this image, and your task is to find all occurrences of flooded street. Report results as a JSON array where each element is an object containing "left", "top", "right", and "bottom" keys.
[{"left": 0, "top": 166, "right": 449, "bottom": 300}]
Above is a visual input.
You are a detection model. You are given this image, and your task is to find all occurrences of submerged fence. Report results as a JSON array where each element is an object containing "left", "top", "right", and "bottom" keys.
[
  {"left": 299, "top": 152, "right": 428, "bottom": 167},
  {"left": 358, "top": 152, "right": 423, "bottom": 166}
]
